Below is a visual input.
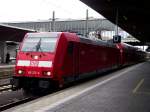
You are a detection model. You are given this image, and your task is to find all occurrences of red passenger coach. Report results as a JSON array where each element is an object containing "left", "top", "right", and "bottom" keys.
[{"left": 11, "top": 32, "right": 144, "bottom": 91}]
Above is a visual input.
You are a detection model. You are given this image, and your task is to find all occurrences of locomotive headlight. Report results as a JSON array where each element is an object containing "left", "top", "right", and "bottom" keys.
[
  {"left": 46, "top": 72, "right": 51, "bottom": 76},
  {"left": 34, "top": 55, "right": 38, "bottom": 59},
  {"left": 18, "top": 70, "right": 24, "bottom": 74},
  {"left": 43, "top": 71, "right": 51, "bottom": 76}
]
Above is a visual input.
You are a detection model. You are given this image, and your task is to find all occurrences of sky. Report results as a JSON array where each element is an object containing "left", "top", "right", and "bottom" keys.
[{"left": 0, "top": 0, "right": 104, "bottom": 22}]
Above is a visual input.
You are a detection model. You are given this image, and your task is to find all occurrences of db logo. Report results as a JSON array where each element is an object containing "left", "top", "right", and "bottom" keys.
[{"left": 30, "top": 61, "right": 39, "bottom": 66}]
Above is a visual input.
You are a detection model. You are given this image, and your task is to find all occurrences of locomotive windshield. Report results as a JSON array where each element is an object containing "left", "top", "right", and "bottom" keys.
[{"left": 21, "top": 37, "right": 57, "bottom": 52}]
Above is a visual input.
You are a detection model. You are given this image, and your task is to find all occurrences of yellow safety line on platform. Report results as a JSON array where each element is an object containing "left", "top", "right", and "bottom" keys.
[{"left": 133, "top": 78, "right": 144, "bottom": 94}]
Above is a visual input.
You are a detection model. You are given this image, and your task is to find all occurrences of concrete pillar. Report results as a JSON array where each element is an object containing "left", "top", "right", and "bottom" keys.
[{"left": 0, "top": 41, "right": 7, "bottom": 63}]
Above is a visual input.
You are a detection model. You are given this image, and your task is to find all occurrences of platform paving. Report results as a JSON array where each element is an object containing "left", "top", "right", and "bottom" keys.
[{"left": 40, "top": 61, "right": 150, "bottom": 112}]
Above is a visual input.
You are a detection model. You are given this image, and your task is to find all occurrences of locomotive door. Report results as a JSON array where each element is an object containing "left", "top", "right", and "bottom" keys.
[
  {"left": 73, "top": 42, "right": 79, "bottom": 80},
  {"left": 68, "top": 41, "right": 79, "bottom": 80}
]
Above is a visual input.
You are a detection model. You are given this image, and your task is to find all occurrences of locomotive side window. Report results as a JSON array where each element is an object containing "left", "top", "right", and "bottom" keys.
[
  {"left": 68, "top": 42, "right": 74, "bottom": 54},
  {"left": 21, "top": 37, "right": 57, "bottom": 52}
]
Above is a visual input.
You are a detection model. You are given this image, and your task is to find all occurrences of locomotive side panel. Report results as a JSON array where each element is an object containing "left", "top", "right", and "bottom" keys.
[
  {"left": 78, "top": 43, "right": 99, "bottom": 74},
  {"left": 106, "top": 47, "right": 120, "bottom": 68},
  {"left": 78, "top": 43, "right": 120, "bottom": 74},
  {"left": 53, "top": 33, "right": 80, "bottom": 84},
  {"left": 52, "top": 34, "right": 68, "bottom": 83}
]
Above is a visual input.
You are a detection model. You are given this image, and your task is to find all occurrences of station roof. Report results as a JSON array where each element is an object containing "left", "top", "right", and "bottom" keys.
[
  {"left": 0, "top": 24, "right": 35, "bottom": 42},
  {"left": 80, "top": 0, "right": 150, "bottom": 43}
]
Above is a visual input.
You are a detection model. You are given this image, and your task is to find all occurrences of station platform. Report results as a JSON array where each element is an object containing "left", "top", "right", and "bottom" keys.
[
  {"left": 0, "top": 64, "right": 15, "bottom": 69},
  {"left": 4, "top": 61, "right": 150, "bottom": 112}
]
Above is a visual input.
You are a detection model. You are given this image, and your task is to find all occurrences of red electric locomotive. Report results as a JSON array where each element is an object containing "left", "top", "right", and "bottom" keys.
[{"left": 11, "top": 32, "right": 144, "bottom": 91}]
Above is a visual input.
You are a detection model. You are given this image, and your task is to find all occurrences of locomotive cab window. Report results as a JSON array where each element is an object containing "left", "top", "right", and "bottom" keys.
[
  {"left": 21, "top": 36, "right": 57, "bottom": 52},
  {"left": 67, "top": 42, "right": 74, "bottom": 54}
]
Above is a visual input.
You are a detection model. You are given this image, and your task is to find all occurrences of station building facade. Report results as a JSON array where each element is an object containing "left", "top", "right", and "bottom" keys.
[{"left": 5, "top": 18, "right": 116, "bottom": 38}]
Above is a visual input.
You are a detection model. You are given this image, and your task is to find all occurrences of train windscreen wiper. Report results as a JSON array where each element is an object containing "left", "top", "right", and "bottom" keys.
[{"left": 36, "top": 38, "right": 42, "bottom": 51}]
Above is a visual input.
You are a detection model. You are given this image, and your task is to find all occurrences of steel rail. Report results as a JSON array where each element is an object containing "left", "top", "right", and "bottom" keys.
[{"left": 0, "top": 97, "right": 35, "bottom": 111}]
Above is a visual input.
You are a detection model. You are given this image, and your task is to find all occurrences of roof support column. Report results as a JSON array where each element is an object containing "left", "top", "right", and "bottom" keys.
[{"left": 0, "top": 41, "right": 7, "bottom": 63}]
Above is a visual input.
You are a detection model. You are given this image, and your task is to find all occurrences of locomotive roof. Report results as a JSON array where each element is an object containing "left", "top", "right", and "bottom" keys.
[
  {"left": 26, "top": 32, "right": 117, "bottom": 48},
  {"left": 78, "top": 35, "right": 116, "bottom": 48},
  {"left": 26, "top": 32, "right": 62, "bottom": 37}
]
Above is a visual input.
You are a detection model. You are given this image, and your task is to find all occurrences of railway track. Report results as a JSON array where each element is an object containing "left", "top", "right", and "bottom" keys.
[
  {"left": 0, "top": 84, "right": 38, "bottom": 112},
  {"left": 0, "top": 67, "right": 118, "bottom": 111},
  {"left": 0, "top": 83, "right": 37, "bottom": 111},
  {"left": 0, "top": 97, "right": 35, "bottom": 111},
  {"left": 0, "top": 84, "right": 12, "bottom": 93}
]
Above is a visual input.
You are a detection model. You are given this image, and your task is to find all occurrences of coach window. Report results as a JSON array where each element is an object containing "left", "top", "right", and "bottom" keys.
[{"left": 68, "top": 42, "right": 74, "bottom": 54}]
